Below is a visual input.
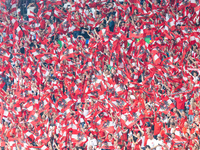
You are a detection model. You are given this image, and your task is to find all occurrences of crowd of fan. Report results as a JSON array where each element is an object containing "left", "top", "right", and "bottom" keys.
[{"left": 0, "top": 0, "right": 200, "bottom": 149}]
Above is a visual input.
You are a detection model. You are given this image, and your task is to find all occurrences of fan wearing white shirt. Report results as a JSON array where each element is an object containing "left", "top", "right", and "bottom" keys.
[
  {"left": 155, "top": 134, "right": 164, "bottom": 150},
  {"left": 86, "top": 133, "right": 97, "bottom": 150},
  {"left": 147, "top": 133, "right": 157, "bottom": 150},
  {"left": 96, "top": 142, "right": 103, "bottom": 150}
]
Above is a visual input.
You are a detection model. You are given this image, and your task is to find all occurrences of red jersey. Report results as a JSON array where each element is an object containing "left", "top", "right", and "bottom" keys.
[
  {"left": 175, "top": 97, "right": 187, "bottom": 109},
  {"left": 154, "top": 121, "right": 163, "bottom": 135}
]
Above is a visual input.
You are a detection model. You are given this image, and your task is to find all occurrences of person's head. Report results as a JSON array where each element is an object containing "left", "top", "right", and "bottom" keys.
[
  {"left": 136, "top": 21, "right": 141, "bottom": 27},
  {"left": 134, "top": 9, "right": 138, "bottom": 14},
  {"left": 184, "top": 122, "right": 188, "bottom": 127},
  {"left": 47, "top": 141, "right": 52, "bottom": 147},
  {"left": 89, "top": 132, "right": 94, "bottom": 138},
  {"left": 185, "top": 132, "right": 189, "bottom": 138},
  {"left": 24, "top": 42, "right": 28, "bottom": 47},
  {"left": 69, "top": 143, "right": 73, "bottom": 148},
  {"left": 85, "top": 5, "right": 89, "bottom": 9},
  {"left": 42, "top": 114, "right": 46, "bottom": 120},
  {"left": 137, "top": 131, "right": 141, "bottom": 138},
  {"left": 181, "top": 111, "right": 185, "bottom": 117},
  {"left": 154, "top": 0, "right": 158, "bottom": 4},
  {"left": 156, "top": 116, "right": 160, "bottom": 122},
  {"left": 145, "top": 104, "right": 150, "bottom": 110},
  {"left": 28, "top": 123, "right": 32, "bottom": 129},
  {"left": 146, "top": 128, "right": 151, "bottom": 134},
  {"left": 195, "top": 110, "right": 199, "bottom": 115},
  {"left": 167, "top": 112, "right": 171, "bottom": 118},
  {"left": 123, "top": 2, "right": 127, "bottom": 6},
  {"left": 175, "top": 82, "right": 179, "bottom": 88},
  {"left": 108, "top": 134, "right": 112, "bottom": 139},
  {"left": 193, "top": 71, "right": 198, "bottom": 77},
  {"left": 175, "top": 112, "right": 180, "bottom": 118},
  {"left": 109, "top": 16, "right": 112, "bottom": 21},
  {"left": 157, "top": 134, "right": 162, "bottom": 140},
  {"left": 171, "top": 39, "right": 175, "bottom": 44},
  {"left": 177, "top": 24, "right": 181, "bottom": 30},
  {"left": 89, "top": 145, "right": 93, "bottom": 150},
  {"left": 148, "top": 133, "right": 153, "bottom": 140},
  {"left": 16, "top": 128, "right": 20, "bottom": 133},
  {"left": 171, "top": 133, "right": 175, "bottom": 139},
  {"left": 173, "top": 107, "right": 177, "bottom": 112},
  {"left": 191, "top": 134, "right": 195, "bottom": 139},
  {"left": 142, "top": 1, "right": 147, "bottom": 6},
  {"left": 171, "top": 122, "right": 175, "bottom": 128},
  {"left": 128, "top": 137, "right": 132, "bottom": 142}
]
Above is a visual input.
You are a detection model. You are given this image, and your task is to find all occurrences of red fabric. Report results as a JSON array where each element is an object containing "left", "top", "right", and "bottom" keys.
[
  {"left": 179, "top": 116, "right": 187, "bottom": 128},
  {"left": 154, "top": 121, "right": 163, "bottom": 135},
  {"left": 175, "top": 97, "right": 187, "bottom": 110},
  {"left": 144, "top": 109, "right": 153, "bottom": 122},
  {"left": 134, "top": 138, "right": 142, "bottom": 150},
  {"left": 143, "top": 132, "right": 149, "bottom": 146}
]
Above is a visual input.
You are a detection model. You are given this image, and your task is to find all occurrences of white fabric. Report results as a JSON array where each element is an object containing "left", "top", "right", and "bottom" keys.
[
  {"left": 155, "top": 140, "right": 164, "bottom": 150},
  {"left": 147, "top": 138, "right": 157, "bottom": 149},
  {"left": 87, "top": 137, "right": 97, "bottom": 150}
]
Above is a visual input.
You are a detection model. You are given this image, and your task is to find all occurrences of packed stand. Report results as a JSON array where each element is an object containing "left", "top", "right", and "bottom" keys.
[{"left": 0, "top": 0, "right": 200, "bottom": 149}]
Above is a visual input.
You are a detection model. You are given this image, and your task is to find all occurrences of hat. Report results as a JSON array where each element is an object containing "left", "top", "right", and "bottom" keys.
[{"left": 157, "top": 134, "right": 162, "bottom": 137}]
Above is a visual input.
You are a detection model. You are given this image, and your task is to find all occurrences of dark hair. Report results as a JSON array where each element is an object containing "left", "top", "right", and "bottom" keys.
[
  {"left": 145, "top": 145, "right": 151, "bottom": 149},
  {"left": 156, "top": 116, "right": 160, "bottom": 120},
  {"left": 171, "top": 123, "right": 175, "bottom": 126},
  {"left": 138, "top": 131, "right": 142, "bottom": 137},
  {"left": 117, "top": 145, "right": 121, "bottom": 149},
  {"left": 175, "top": 111, "right": 180, "bottom": 117}
]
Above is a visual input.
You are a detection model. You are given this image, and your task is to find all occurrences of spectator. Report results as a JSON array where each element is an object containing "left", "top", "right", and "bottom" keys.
[
  {"left": 155, "top": 134, "right": 164, "bottom": 150},
  {"left": 0, "top": 0, "right": 199, "bottom": 149},
  {"left": 153, "top": 116, "right": 163, "bottom": 139},
  {"left": 147, "top": 134, "right": 157, "bottom": 150},
  {"left": 86, "top": 133, "right": 97, "bottom": 150}
]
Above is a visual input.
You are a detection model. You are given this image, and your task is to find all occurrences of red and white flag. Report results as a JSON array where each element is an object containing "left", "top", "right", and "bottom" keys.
[
  {"left": 43, "top": 10, "right": 52, "bottom": 20},
  {"left": 152, "top": 49, "right": 161, "bottom": 65}
]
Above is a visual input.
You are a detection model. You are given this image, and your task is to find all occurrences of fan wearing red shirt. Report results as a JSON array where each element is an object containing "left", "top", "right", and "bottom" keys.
[
  {"left": 104, "top": 134, "right": 114, "bottom": 146},
  {"left": 143, "top": 105, "right": 153, "bottom": 123},
  {"left": 153, "top": 116, "right": 163, "bottom": 139},
  {"left": 188, "top": 134, "right": 198, "bottom": 148},
  {"left": 132, "top": 132, "right": 142, "bottom": 150},
  {"left": 143, "top": 127, "right": 151, "bottom": 147},
  {"left": 126, "top": 138, "right": 133, "bottom": 150},
  {"left": 171, "top": 107, "right": 177, "bottom": 117},
  {"left": 182, "top": 132, "right": 190, "bottom": 149},
  {"left": 182, "top": 122, "right": 189, "bottom": 135},
  {"left": 175, "top": 94, "right": 187, "bottom": 112},
  {"left": 98, "top": 130, "right": 106, "bottom": 141},
  {"left": 121, "top": 126, "right": 128, "bottom": 142},
  {"left": 6, "top": 124, "right": 16, "bottom": 139},
  {"left": 179, "top": 111, "right": 187, "bottom": 128},
  {"left": 40, "top": 18, "right": 46, "bottom": 30}
]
